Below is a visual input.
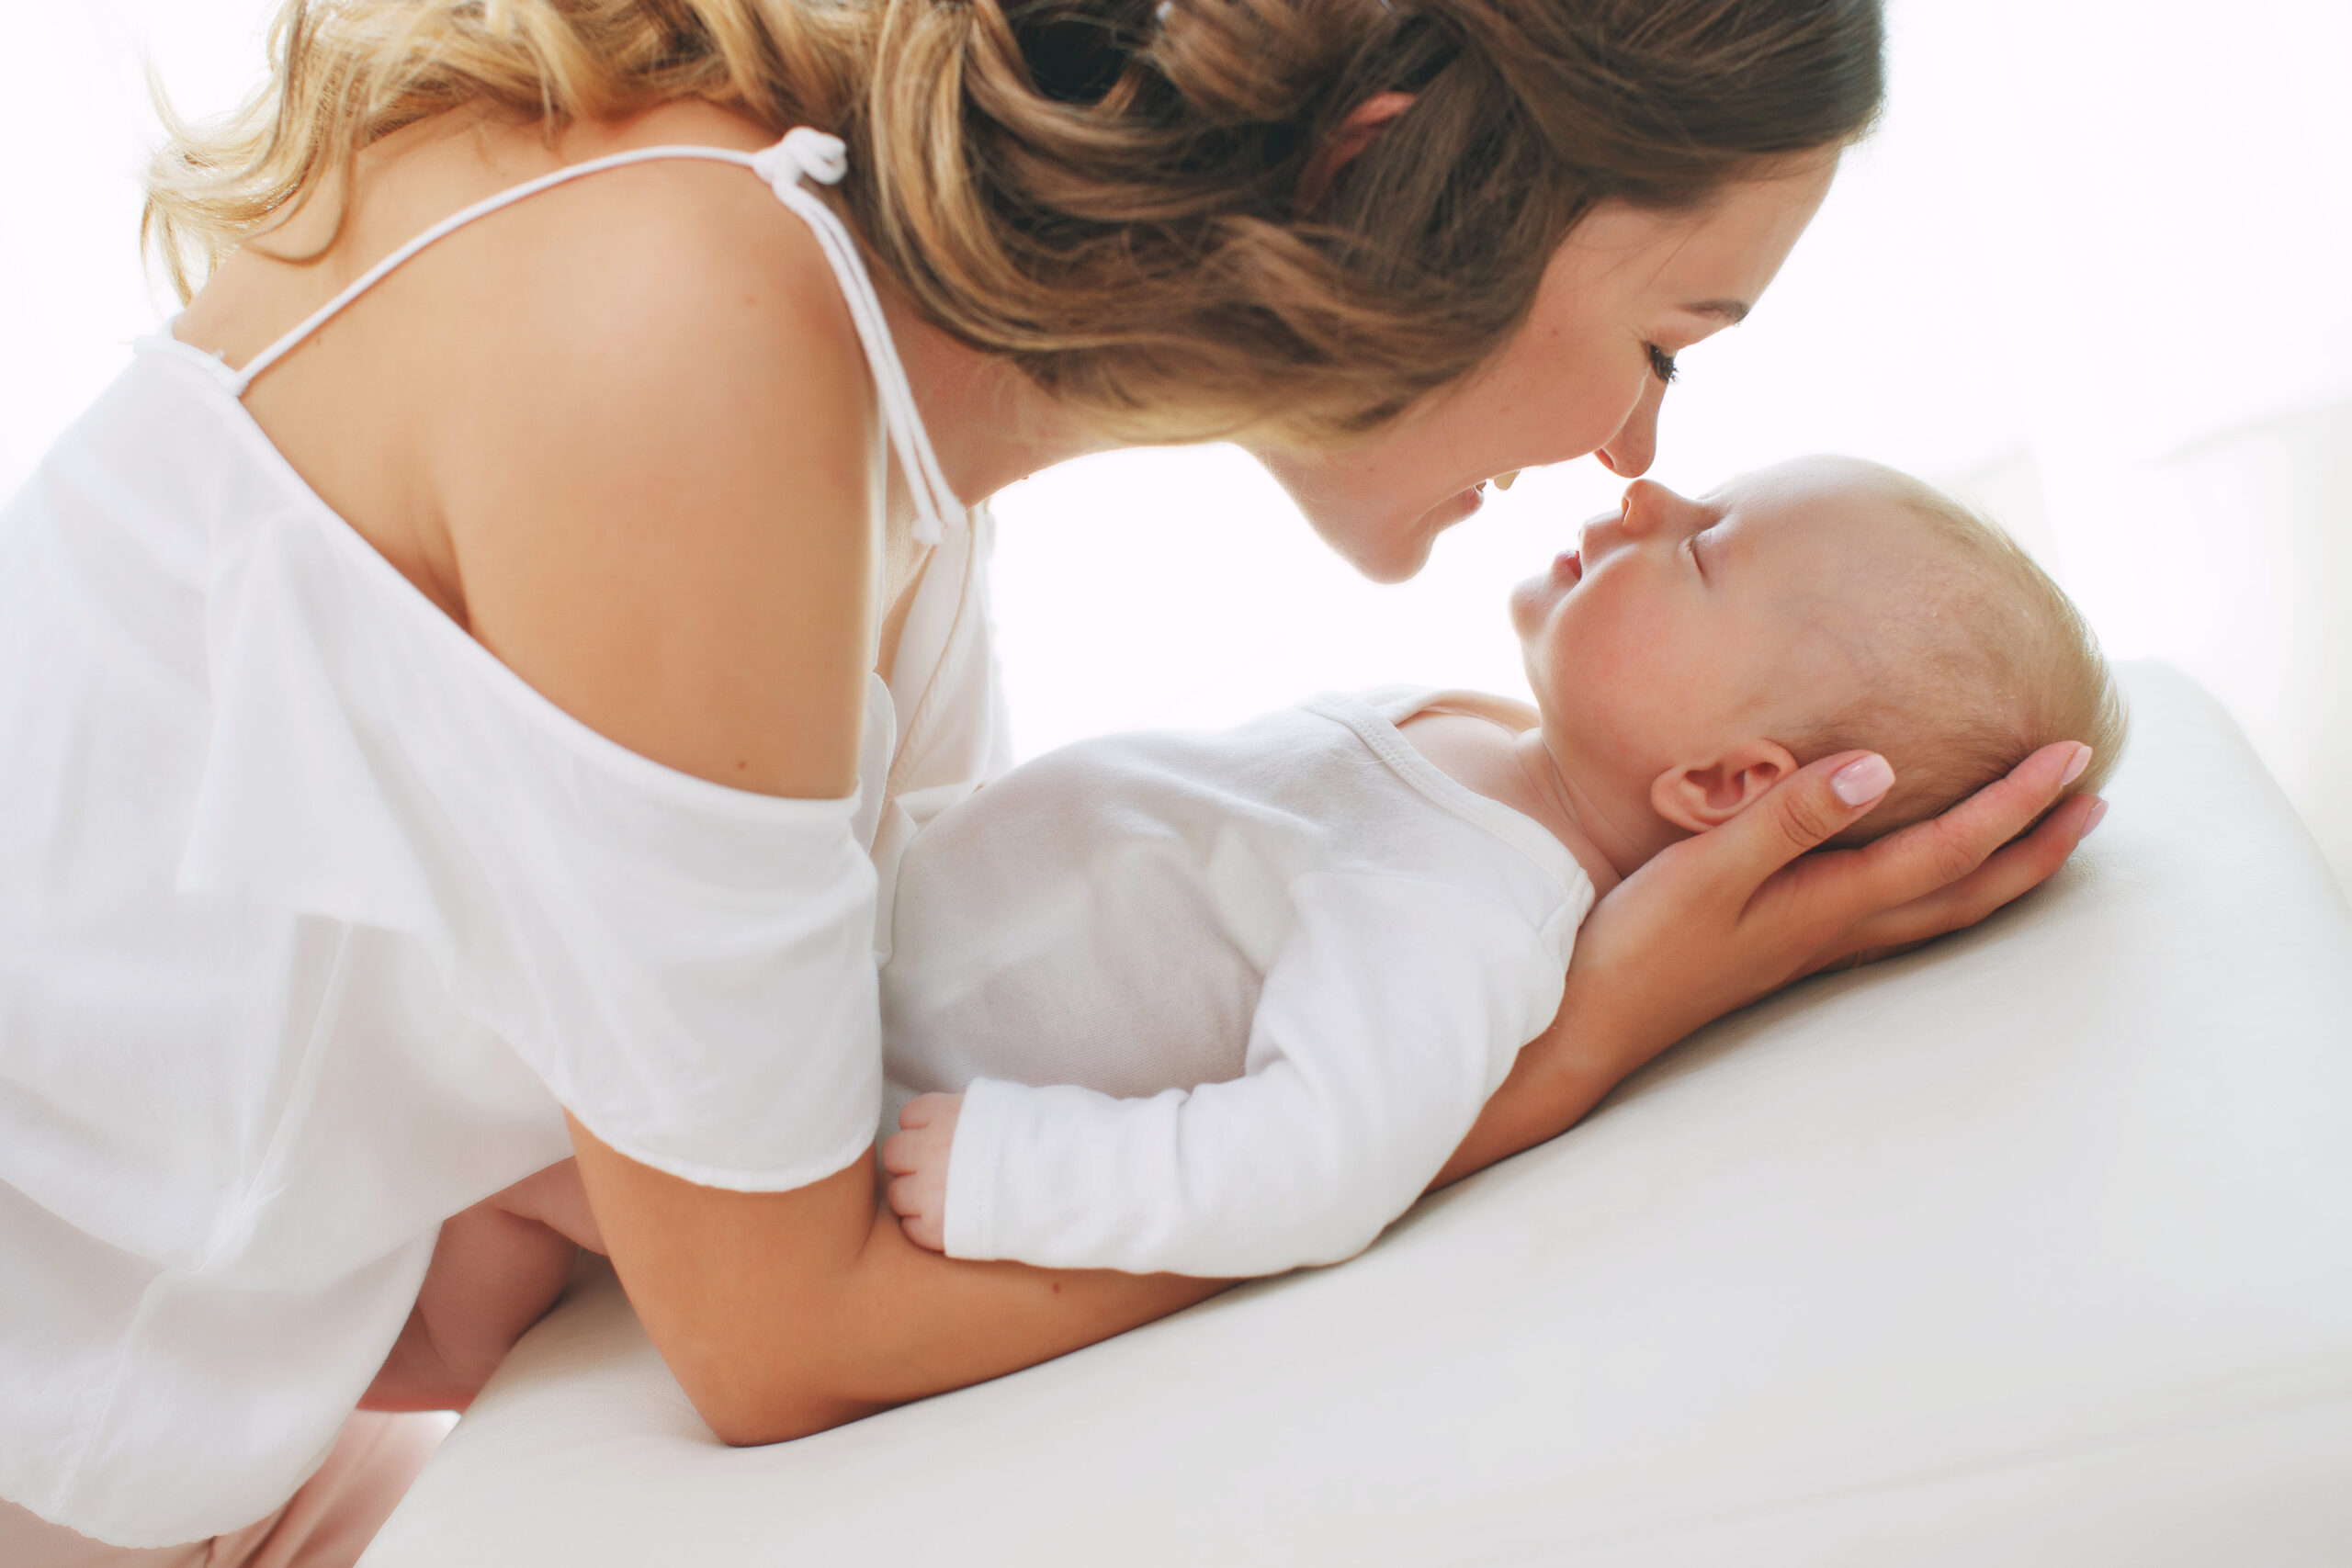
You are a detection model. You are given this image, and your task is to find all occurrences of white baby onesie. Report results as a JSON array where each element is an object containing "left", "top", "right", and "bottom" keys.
[{"left": 881, "top": 688, "right": 1594, "bottom": 1278}]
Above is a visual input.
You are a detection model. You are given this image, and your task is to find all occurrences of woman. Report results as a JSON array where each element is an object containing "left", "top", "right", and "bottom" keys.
[{"left": 0, "top": 0, "right": 2100, "bottom": 1560}]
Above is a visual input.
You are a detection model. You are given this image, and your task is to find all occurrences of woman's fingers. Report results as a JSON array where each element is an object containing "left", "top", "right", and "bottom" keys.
[
  {"left": 1697, "top": 748, "right": 1896, "bottom": 897},
  {"left": 1816, "top": 791, "right": 2106, "bottom": 971},
  {"left": 1840, "top": 741, "right": 2091, "bottom": 914},
  {"left": 1556, "top": 739, "right": 2105, "bottom": 1068}
]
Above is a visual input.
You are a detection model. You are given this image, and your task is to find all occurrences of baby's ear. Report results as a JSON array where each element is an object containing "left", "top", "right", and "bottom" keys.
[{"left": 1650, "top": 740, "right": 1802, "bottom": 834}]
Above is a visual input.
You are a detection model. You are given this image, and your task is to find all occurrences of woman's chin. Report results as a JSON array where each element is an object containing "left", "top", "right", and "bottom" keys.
[
  {"left": 1380, "top": 489, "right": 1485, "bottom": 581},
  {"left": 1306, "top": 486, "right": 1483, "bottom": 583},
  {"left": 1438, "top": 484, "right": 1487, "bottom": 529}
]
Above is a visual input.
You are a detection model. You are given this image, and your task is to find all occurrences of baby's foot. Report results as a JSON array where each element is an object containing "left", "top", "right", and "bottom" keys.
[{"left": 880, "top": 1092, "right": 963, "bottom": 1252}]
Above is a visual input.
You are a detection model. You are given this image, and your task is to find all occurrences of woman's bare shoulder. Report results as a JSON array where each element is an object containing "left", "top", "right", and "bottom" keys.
[
  {"left": 181, "top": 106, "right": 885, "bottom": 796},
  {"left": 412, "top": 110, "right": 884, "bottom": 798},
  {"left": 441, "top": 107, "right": 875, "bottom": 459}
]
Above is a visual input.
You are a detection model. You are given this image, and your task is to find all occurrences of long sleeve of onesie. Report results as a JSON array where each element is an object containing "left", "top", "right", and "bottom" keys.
[{"left": 939, "top": 870, "right": 1575, "bottom": 1277}]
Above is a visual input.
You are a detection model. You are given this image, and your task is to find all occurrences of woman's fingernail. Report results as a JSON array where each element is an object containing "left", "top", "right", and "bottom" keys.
[
  {"left": 2060, "top": 744, "right": 2092, "bottom": 788},
  {"left": 1832, "top": 753, "right": 1895, "bottom": 807},
  {"left": 2081, "top": 798, "right": 2109, "bottom": 836}
]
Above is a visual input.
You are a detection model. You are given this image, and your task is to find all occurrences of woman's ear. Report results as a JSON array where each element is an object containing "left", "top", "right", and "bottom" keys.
[
  {"left": 1296, "top": 92, "right": 1416, "bottom": 215},
  {"left": 1649, "top": 739, "right": 1802, "bottom": 834}
]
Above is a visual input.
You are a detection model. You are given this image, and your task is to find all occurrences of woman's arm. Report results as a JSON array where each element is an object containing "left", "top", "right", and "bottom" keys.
[
  {"left": 571, "top": 1121, "right": 1222, "bottom": 1445},
  {"left": 1430, "top": 744, "right": 2105, "bottom": 1189}
]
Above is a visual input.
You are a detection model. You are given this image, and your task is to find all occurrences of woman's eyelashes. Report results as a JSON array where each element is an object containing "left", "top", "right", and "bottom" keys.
[{"left": 1646, "top": 344, "right": 1680, "bottom": 385}]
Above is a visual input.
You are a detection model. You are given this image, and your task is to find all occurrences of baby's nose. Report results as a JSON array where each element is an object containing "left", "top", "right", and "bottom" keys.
[
  {"left": 1603, "top": 485, "right": 1653, "bottom": 539},
  {"left": 1613, "top": 479, "right": 1696, "bottom": 540}
]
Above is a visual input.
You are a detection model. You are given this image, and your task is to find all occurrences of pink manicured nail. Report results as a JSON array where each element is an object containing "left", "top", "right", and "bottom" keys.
[
  {"left": 2081, "top": 798, "right": 2109, "bottom": 836},
  {"left": 1832, "top": 753, "right": 1895, "bottom": 807},
  {"left": 2060, "top": 744, "right": 2093, "bottom": 788}
]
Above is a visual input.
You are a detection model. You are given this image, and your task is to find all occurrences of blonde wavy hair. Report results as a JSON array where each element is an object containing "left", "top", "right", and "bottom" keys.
[{"left": 146, "top": 0, "right": 1884, "bottom": 446}]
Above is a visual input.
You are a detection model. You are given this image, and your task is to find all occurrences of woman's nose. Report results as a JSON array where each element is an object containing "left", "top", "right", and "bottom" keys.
[{"left": 1596, "top": 374, "right": 1665, "bottom": 479}]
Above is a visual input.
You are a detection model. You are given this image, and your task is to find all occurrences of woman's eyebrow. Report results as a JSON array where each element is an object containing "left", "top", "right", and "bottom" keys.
[{"left": 1683, "top": 299, "right": 1751, "bottom": 323}]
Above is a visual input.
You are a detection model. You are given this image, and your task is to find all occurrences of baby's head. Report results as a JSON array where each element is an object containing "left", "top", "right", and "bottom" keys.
[{"left": 1510, "top": 456, "right": 2126, "bottom": 874}]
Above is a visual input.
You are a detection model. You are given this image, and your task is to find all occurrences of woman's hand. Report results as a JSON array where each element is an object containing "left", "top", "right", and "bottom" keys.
[
  {"left": 1433, "top": 741, "right": 2105, "bottom": 1188},
  {"left": 1589, "top": 741, "right": 2101, "bottom": 1039}
]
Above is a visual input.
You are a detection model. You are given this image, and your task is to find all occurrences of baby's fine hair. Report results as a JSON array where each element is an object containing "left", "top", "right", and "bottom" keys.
[{"left": 1804, "top": 473, "right": 2127, "bottom": 850}]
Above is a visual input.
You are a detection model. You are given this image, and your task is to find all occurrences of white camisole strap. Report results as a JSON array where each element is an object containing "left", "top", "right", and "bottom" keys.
[{"left": 224, "top": 127, "right": 959, "bottom": 546}]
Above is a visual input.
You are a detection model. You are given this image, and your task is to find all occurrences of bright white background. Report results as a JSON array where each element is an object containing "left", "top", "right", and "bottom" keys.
[{"left": 7, "top": 0, "right": 2349, "bottom": 890}]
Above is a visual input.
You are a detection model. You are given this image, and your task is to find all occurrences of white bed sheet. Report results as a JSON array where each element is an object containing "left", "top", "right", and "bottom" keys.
[{"left": 364, "top": 662, "right": 2352, "bottom": 1566}]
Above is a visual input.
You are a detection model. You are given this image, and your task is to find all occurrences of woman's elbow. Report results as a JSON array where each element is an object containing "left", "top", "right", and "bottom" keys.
[
  {"left": 660, "top": 1324, "right": 889, "bottom": 1447},
  {"left": 685, "top": 1375, "right": 882, "bottom": 1448}
]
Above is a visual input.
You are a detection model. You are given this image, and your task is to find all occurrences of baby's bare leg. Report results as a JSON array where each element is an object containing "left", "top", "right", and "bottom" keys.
[{"left": 360, "top": 1159, "right": 604, "bottom": 1413}]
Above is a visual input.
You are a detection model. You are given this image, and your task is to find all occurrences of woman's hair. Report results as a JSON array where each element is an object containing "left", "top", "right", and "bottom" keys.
[{"left": 146, "top": 0, "right": 1883, "bottom": 445}]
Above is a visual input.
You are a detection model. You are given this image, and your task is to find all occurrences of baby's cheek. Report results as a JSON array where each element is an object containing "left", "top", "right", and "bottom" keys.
[
  {"left": 1548, "top": 594, "right": 1648, "bottom": 691},
  {"left": 1577, "top": 628, "right": 1705, "bottom": 756}
]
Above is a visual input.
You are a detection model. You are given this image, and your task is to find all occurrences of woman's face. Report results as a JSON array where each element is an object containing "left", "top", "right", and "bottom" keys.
[{"left": 1248, "top": 154, "right": 1840, "bottom": 583}]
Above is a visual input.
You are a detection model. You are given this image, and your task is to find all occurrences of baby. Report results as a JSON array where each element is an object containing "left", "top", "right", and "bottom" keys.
[{"left": 878, "top": 456, "right": 2126, "bottom": 1276}]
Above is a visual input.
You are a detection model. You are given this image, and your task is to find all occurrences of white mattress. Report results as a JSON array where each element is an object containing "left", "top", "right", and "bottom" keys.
[{"left": 364, "top": 663, "right": 2352, "bottom": 1566}]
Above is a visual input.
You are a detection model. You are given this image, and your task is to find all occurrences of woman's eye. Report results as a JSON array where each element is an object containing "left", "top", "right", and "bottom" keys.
[{"left": 1646, "top": 344, "right": 1680, "bottom": 385}]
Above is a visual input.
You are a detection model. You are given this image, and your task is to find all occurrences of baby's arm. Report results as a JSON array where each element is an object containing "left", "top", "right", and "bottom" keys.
[
  {"left": 883, "top": 873, "right": 1570, "bottom": 1277},
  {"left": 360, "top": 1159, "right": 605, "bottom": 1413}
]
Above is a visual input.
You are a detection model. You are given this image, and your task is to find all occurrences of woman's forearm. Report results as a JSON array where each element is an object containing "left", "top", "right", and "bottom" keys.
[
  {"left": 803, "top": 1203, "right": 1227, "bottom": 1432},
  {"left": 1427, "top": 976, "right": 1657, "bottom": 1191},
  {"left": 571, "top": 1117, "right": 1224, "bottom": 1447},
  {"left": 592, "top": 974, "right": 1649, "bottom": 1447}
]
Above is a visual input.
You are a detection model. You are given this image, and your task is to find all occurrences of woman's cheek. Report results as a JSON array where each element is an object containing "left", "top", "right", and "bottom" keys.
[{"left": 1513, "top": 340, "right": 1655, "bottom": 468}]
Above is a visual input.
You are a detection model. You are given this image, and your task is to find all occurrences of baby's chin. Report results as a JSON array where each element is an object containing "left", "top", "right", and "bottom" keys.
[
  {"left": 1506, "top": 549, "right": 1579, "bottom": 641},
  {"left": 1506, "top": 576, "right": 1549, "bottom": 641}
]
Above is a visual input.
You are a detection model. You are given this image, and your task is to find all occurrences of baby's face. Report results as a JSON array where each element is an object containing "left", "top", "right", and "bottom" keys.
[{"left": 1510, "top": 457, "right": 1915, "bottom": 824}]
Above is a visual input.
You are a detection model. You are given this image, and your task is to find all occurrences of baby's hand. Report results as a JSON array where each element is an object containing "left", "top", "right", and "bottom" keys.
[{"left": 880, "top": 1092, "right": 962, "bottom": 1253}]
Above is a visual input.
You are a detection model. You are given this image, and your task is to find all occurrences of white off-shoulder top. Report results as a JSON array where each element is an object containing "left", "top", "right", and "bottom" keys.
[{"left": 0, "top": 130, "right": 1011, "bottom": 1547}]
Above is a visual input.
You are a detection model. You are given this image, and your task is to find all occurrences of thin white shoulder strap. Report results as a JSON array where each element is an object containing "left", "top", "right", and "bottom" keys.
[{"left": 228, "top": 128, "right": 959, "bottom": 546}]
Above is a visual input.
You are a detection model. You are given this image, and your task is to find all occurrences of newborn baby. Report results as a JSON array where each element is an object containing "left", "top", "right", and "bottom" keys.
[{"left": 879, "top": 456, "right": 2126, "bottom": 1276}]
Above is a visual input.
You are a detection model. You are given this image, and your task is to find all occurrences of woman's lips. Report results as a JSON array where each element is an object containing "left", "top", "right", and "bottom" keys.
[{"left": 1554, "top": 548, "right": 1583, "bottom": 585}]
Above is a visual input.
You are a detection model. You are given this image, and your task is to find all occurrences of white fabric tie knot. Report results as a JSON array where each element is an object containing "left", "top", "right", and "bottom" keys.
[{"left": 752, "top": 128, "right": 850, "bottom": 197}]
